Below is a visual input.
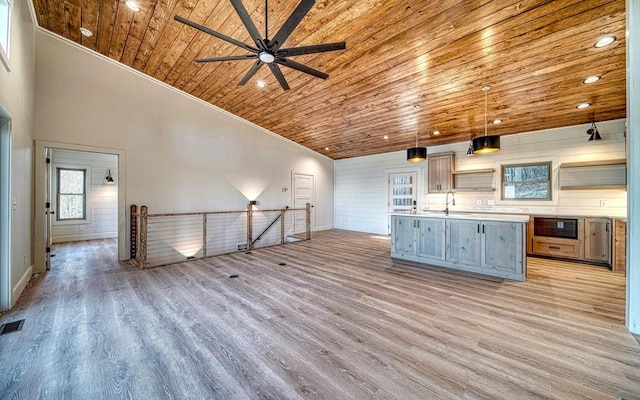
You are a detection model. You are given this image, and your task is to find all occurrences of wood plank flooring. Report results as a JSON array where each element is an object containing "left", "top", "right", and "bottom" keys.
[{"left": 1, "top": 230, "right": 638, "bottom": 399}]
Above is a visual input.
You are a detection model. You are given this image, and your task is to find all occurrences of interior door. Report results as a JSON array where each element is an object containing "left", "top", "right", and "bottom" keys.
[
  {"left": 293, "top": 173, "right": 314, "bottom": 236},
  {"left": 388, "top": 171, "right": 417, "bottom": 233}
]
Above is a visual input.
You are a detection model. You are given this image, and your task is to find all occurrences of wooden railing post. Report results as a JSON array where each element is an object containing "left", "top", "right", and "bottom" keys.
[
  {"left": 280, "top": 209, "right": 286, "bottom": 244},
  {"left": 246, "top": 202, "right": 254, "bottom": 250},
  {"left": 306, "top": 202, "right": 311, "bottom": 240},
  {"left": 139, "top": 205, "right": 148, "bottom": 269},
  {"left": 130, "top": 204, "right": 137, "bottom": 259},
  {"left": 202, "top": 214, "right": 207, "bottom": 258}
]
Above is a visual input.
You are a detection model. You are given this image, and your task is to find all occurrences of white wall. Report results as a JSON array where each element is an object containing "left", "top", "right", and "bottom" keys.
[
  {"left": 50, "top": 149, "right": 118, "bottom": 243},
  {"left": 32, "top": 29, "right": 334, "bottom": 266},
  {"left": 0, "top": 0, "right": 35, "bottom": 309},
  {"left": 336, "top": 119, "right": 627, "bottom": 235}
]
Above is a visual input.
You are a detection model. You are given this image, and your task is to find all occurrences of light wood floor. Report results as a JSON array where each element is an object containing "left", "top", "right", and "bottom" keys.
[{"left": 1, "top": 230, "right": 638, "bottom": 399}]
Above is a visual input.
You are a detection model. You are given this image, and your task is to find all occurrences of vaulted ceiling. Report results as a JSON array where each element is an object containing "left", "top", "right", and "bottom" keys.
[{"left": 31, "top": 0, "right": 626, "bottom": 159}]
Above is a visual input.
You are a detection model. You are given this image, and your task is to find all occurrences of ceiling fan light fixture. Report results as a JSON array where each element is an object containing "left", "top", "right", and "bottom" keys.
[
  {"left": 472, "top": 85, "right": 501, "bottom": 154},
  {"left": 259, "top": 52, "right": 275, "bottom": 63}
]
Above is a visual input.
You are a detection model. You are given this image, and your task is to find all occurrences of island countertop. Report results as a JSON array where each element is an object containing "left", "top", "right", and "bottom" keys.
[
  {"left": 389, "top": 211, "right": 530, "bottom": 223},
  {"left": 390, "top": 213, "right": 528, "bottom": 281}
]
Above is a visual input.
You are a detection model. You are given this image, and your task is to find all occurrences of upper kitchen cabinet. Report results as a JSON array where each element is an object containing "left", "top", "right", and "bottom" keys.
[{"left": 428, "top": 152, "right": 455, "bottom": 193}]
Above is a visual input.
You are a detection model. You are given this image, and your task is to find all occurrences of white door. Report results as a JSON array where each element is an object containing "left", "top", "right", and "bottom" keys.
[
  {"left": 388, "top": 171, "right": 418, "bottom": 233},
  {"left": 293, "top": 173, "right": 314, "bottom": 235}
]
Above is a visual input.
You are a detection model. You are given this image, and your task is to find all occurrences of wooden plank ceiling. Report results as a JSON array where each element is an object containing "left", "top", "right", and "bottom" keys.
[{"left": 32, "top": 0, "right": 626, "bottom": 160}]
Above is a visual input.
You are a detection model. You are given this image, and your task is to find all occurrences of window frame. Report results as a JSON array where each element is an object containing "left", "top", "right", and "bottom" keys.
[
  {"left": 56, "top": 167, "right": 88, "bottom": 222},
  {"left": 501, "top": 161, "right": 552, "bottom": 201},
  {"left": 0, "top": 0, "right": 11, "bottom": 71}
]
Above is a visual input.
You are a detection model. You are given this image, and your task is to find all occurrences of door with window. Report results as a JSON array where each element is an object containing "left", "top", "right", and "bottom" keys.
[{"left": 388, "top": 171, "right": 417, "bottom": 233}]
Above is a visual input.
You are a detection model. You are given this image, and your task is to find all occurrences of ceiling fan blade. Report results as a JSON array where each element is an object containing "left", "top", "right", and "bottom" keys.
[
  {"left": 278, "top": 42, "right": 346, "bottom": 57},
  {"left": 238, "top": 60, "right": 264, "bottom": 86},
  {"left": 229, "top": 0, "right": 267, "bottom": 50},
  {"left": 174, "top": 15, "right": 258, "bottom": 53},
  {"left": 267, "top": 63, "right": 291, "bottom": 91},
  {"left": 195, "top": 54, "right": 258, "bottom": 63},
  {"left": 276, "top": 58, "right": 328, "bottom": 80},
  {"left": 268, "top": 0, "right": 315, "bottom": 51}
]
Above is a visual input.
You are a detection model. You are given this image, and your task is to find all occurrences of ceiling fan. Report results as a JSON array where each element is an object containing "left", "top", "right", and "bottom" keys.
[{"left": 174, "top": 0, "right": 346, "bottom": 91}]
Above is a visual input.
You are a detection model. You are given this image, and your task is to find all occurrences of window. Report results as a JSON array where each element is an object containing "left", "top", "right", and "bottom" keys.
[
  {"left": 501, "top": 162, "right": 552, "bottom": 200},
  {"left": 57, "top": 168, "right": 86, "bottom": 220},
  {"left": 0, "top": 0, "right": 10, "bottom": 68}
]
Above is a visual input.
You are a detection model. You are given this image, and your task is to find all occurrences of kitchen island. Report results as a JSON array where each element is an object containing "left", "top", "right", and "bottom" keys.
[{"left": 390, "top": 212, "right": 529, "bottom": 281}]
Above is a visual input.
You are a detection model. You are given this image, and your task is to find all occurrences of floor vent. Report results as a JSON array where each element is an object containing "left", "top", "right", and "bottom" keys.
[
  {"left": 279, "top": 263, "right": 287, "bottom": 266},
  {"left": 229, "top": 274, "right": 239, "bottom": 279},
  {"left": 0, "top": 319, "right": 25, "bottom": 335}
]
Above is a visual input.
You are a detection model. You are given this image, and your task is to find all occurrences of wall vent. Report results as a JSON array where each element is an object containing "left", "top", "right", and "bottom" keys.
[{"left": 236, "top": 243, "right": 248, "bottom": 251}]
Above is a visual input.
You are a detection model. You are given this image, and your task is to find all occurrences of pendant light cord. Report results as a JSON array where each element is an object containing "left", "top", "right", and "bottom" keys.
[{"left": 483, "top": 85, "right": 490, "bottom": 137}]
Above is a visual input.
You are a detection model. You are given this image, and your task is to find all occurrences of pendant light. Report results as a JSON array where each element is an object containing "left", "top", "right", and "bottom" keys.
[
  {"left": 472, "top": 85, "right": 501, "bottom": 154},
  {"left": 406, "top": 122, "right": 427, "bottom": 162}
]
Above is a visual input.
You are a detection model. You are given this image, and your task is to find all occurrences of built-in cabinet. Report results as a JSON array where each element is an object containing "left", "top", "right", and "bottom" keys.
[
  {"left": 613, "top": 219, "right": 626, "bottom": 274},
  {"left": 584, "top": 218, "right": 611, "bottom": 263},
  {"left": 527, "top": 216, "right": 615, "bottom": 266},
  {"left": 428, "top": 152, "right": 454, "bottom": 193},
  {"left": 391, "top": 214, "right": 527, "bottom": 281}
]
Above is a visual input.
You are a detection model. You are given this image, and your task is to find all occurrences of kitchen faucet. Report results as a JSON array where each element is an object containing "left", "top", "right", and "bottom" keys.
[{"left": 444, "top": 191, "right": 456, "bottom": 215}]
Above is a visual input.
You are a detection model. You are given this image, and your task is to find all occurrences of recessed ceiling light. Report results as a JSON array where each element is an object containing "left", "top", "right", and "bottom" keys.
[
  {"left": 324, "top": 147, "right": 330, "bottom": 151},
  {"left": 583, "top": 75, "right": 600, "bottom": 84},
  {"left": 594, "top": 36, "right": 615, "bottom": 48},
  {"left": 256, "top": 80, "right": 266, "bottom": 88},
  {"left": 492, "top": 119, "right": 502, "bottom": 124},
  {"left": 125, "top": 1, "right": 141, "bottom": 12},
  {"left": 383, "top": 135, "right": 389, "bottom": 140},
  {"left": 80, "top": 27, "right": 93, "bottom": 37},
  {"left": 576, "top": 103, "right": 591, "bottom": 109},
  {"left": 432, "top": 130, "right": 440, "bottom": 136}
]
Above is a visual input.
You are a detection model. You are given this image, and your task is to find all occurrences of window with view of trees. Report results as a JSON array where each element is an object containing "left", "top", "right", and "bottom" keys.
[
  {"left": 57, "top": 168, "right": 86, "bottom": 220},
  {"left": 501, "top": 162, "right": 552, "bottom": 200},
  {"left": 0, "top": 0, "right": 10, "bottom": 66}
]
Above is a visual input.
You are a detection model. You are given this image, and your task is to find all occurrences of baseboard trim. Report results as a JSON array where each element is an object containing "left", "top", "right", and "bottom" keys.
[
  {"left": 12, "top": 265, "right": 33, "bottom": 307},
  {"left": 52, "top": 232, "right": 117, "bottom": 243},
  {"left": 315, "top": 224, "right": 334, "bottom": 231}
]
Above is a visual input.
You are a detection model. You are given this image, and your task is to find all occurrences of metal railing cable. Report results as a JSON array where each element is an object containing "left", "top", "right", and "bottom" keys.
[{"left": 129, "top": 202, "right": 311, "bottom": 268}]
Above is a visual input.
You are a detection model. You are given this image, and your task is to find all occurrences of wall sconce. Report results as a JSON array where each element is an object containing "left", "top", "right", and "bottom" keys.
[
  {"left": 587, "top": 120, "right": 602, "bottom": 141},
  {"left": 105, "top": 169, "right": 115, "bottom": 185}
]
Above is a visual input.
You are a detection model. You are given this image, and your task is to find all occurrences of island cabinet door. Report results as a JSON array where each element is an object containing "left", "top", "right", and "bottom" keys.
[
  {"left": 445, "top": 219, "right": 481, "bottom": 267},
  {"left": 416, "top": 218, "right": 445, "bottom": 260},
  {"left": 481, "top": 222, "right": 524, "bottom": 275},
  {"left": 391, "top": 216, "right": 415, "bottom": 256}
]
